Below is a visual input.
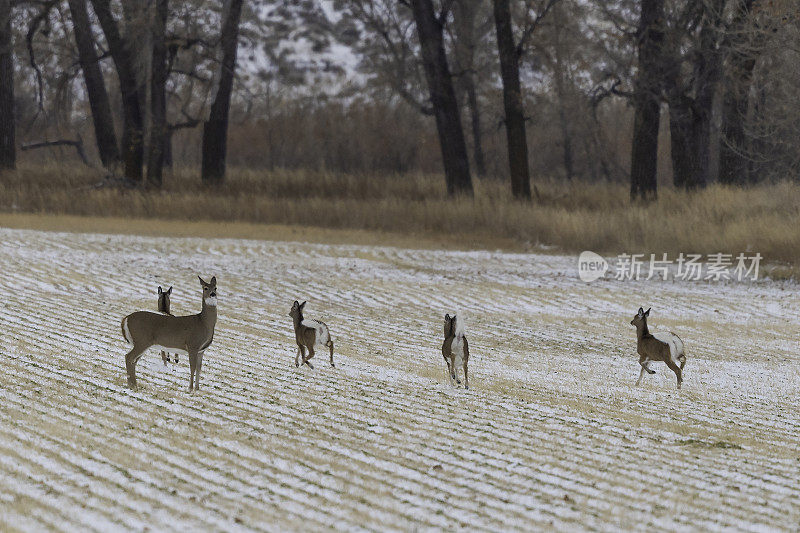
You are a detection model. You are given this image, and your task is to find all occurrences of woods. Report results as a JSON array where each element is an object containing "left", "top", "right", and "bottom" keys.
[{"left": 0, "top": 0, "right": 797, "bottom": 197}]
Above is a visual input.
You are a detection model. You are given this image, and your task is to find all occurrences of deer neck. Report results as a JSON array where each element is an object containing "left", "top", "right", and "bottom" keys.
[
  {"left": 201, "top": 298, "right": 217, "bottom": 327},
  {"left": 636, "top": 322, "right": 651, "bottom": 342},
  {"left": 292, "top": 312, "right": 303, "bottom": 331}
]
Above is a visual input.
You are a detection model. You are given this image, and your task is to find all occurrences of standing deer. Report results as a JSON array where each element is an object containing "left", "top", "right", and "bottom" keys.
[
  {"left": 442, "top": 313, "right": 469, "bottom": 389},
  {"left": 156, "top": 286, "right": 178, "bottom": 365},
  {"left": 121, "top": 276, "right": 217, "bottom": 390},
  {"left": 630, "top": 307, "right": 687, "bottom": 389},
  {"left": 289, "top": 300, "right": 335, "bottom": 369}
]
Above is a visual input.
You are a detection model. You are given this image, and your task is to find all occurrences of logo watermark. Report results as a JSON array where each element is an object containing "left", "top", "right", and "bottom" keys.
[
  {"left": 578, "top": 252, "right": 761, "bottom": 282},
  {"left": 578, "top": 251, "right": 609, "bottom": 282}
]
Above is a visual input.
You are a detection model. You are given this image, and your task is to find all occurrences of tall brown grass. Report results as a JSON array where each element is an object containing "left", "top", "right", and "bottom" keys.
[{"left": 1, "top": 164, "right": 799, "bottom": 267}]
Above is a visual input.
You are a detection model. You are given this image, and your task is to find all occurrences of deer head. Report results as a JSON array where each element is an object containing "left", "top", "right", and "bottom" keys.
[
  {"left": 289, "top": 300, "right": 306, "bottom": 321},
  {"left": 443, "top": 313, "right": 456, "bottom": 338},
  {"left": 157, "top": 285, "right": 172, "bottom": 314},
  {"left": 630, "top": 306, "right": 651, "bottom": 327},
  {"left": 198, "top": 276, "right": 217, "bottom": 307}
]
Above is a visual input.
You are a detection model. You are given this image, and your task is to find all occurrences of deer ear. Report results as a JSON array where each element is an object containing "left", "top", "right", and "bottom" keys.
[
  {"left": 445, "top": 313, "right": 450, "bottom": 320},
  {"left": 644, "top": 307, "right": 651, "bottom": 317},
  {"left": 299, "top": 301, "right": 306, "bottom": 310},
  {"left": 638, "top": 307, "right": 644, "bottom": 316},
  {"left": 167, "top": 286, "right": 172, "bottom": 295},
  {"left": 210, "top": 276, "right": 216, "bottom": 286},
  {"left": 198, "top": 275, "right": 206, "bottom": 286},
  {"left": 158, "top": 286, "right": 162, "bottom": 294}
]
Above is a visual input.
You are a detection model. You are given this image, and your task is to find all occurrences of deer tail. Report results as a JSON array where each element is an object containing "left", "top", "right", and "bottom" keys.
[{"left": 121, "top": 316, "right": 132, "bottom": 344}]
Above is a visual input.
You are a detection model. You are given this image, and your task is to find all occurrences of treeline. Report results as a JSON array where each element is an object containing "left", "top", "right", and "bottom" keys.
[{"left": 0, "top": 0, "right": 798, "bottom": 201}]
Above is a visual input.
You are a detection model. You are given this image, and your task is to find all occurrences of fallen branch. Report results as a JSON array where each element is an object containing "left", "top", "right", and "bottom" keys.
[{"left": 21, "top": 139, "right": 89, "bottom": 166}]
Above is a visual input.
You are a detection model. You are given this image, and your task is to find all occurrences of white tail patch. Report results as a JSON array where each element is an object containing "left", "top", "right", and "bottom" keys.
[
  {"left": 652, "top": 331, "right": 684, "bottom": 361},
  {"left": 122, "top": 317, "right": 132, "bottom": 345},
  {"left": 454, "top": 315, "right": 465, "bottom": 340},
  {"left": 302, "top": 319, "right": 330, "bottom": 346}
]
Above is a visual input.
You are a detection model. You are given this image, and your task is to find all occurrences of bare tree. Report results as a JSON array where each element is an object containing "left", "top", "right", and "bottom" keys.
[
  {"left": 408, "top": 0, "right": 472, "bottom": 195},
  {"left": 146, "top": 0, "right": 167, "bottom": 186},
  {"left": 90, "top": 0, "right": 145, "bottom": 181},
  {"left": 0, "top": 0, "right": 14, "bottom": 170},
  {"left": 665, "top": 0, "right": 725, "bottom": 190},
  {"left": 629, "top": 0, "right": 664, "bottom": 201},
  {"left": 493, "top": 0, "right": 531, "bottom": 199},
  {"left": 451, "top": 1, "right": 487, "bottom": 177},
  {"left": 718, "top": 0, "right": 756, "bottom": 185},
  {"left": 493, "top": 0, "right": 557, "bottom": 198},
  {"left": 201, "top": 0, "right": 244, "bottom": 185},
  {"left": 67, "top": 0, "right": 120, "bottom": 170}
]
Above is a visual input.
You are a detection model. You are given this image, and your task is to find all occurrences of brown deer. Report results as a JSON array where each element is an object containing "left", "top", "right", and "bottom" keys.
[
  {"left": 121, "top": 276, "right": 217, "bottom": 390},
  {"left": 156, "top": 286, "right": 178, "bottom": 365},
  {"left": 630, "top": 307, "right": 687, "bottom": 389},
  {"left": 289, "top": 300, "right": 334, "bottom": 369},
  {"left": 442, "top": 313, "right": 469, "bottom": 389}
]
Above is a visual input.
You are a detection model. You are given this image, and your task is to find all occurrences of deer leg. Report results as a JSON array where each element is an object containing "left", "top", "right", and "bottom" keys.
[
  {"left": 125, "top": 345, "right": 146, "bottom": 389},
  {"left": 328, "top": 340, "right": 335, "bottom": 367},
  {"left": 295, "top": 345, "right": 303, "bottom": 367},
  {"left": 636, "top": 364, "right": 647, "bottom": 386},
  {"left": 449, "top": 354, "right": 457, "bottom": 384},
  {"left": 665, "top": 358, "right": 683, "bottom": 389},
  {"left": 188, "top": 351, "right": 198, "bottom": 391},
  {"left": 195, "top": 351, "right": 204, "bottom": 391},
  {"left": 161, "top": 350, "right": 168, "bottom": 366},
  {"left": 303, "top": 346, "right": 315, "bottom": 369},
  {"left": 463, "top": 354, "right": 469, "bottom": 390}
]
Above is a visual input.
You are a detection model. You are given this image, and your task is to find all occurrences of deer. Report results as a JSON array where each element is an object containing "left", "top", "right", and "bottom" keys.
[
  {"left": 630, "top": 307, "right": 687, "bottom": 389},
  {"left": 121, "top": 276, "right": 217, "bottom": 391},
  {"left": 442, "top": 313, "right": 469, "bottom": 389},
  {"left": 156, "top": 286, "right": 178, "bottom": 365},
  {"left": 289, "top": 300, "right": 335, "bottom": 369}
]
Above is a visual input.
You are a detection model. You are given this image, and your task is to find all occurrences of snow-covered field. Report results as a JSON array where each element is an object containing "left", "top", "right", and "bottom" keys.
[{"left": 1, "top": 227, "right": 798, "bottom": 531}]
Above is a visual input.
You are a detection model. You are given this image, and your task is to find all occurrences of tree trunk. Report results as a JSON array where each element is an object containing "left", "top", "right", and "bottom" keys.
[
  {"left": 552, "top": 40, "right": 574, "bottom": 180},
  {"left": 201, "top": 0, "right": 244, "bottom": 185},
  {"left": 719, "top": 0, "right": 756, "bottom": 185},
  {"left": 164, "top": 128, "right": 173, "bottom": 168},
  {"left": 667, "top": 0, "right": 722, "bottom": 189},
  {"left": 146, "top": 0, "right": 167, "bottom": 187},
  {"left": 452, "top": 1, "right": 486, "bottom": 177},
  {"left": 493, "top": 0, "right": 531, "bottom": 199},
  {"left": 668, "top": 97, "right": 695, "bottom": 189},
  {"left": 68, "top": 0, "right": 120, "bottom": 169},
  {"left": 0, "top": 0, "right": 14, "bottom": 170},
  {"left": 121, "top": 0, "right": 151, "bottom": 146},
  {"left": 629, "top": 0, "right": 665, "bottom": 201},
  {"left": 410, "top": 0, "right": 473, "bottom": 196},
  {"left": 90, "top": 0, "right": 144, "bottom": 182}
]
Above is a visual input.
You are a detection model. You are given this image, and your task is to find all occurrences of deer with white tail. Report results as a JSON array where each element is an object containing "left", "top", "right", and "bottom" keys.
[
  {"left": 289, "top": 300, "right": 335, "bottom": 369},
  {"left": 121, "top": 276, "right": 218, "bottom": 390},
  {"left": 442, "top": 313, "right": 469, "bottom": 389},
  {"left": 630, "top": 307, "right": 687, "bottom": 389}
]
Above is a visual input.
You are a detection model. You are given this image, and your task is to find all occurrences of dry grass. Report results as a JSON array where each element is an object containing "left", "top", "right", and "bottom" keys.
[{"left": 2, "top": 163, "right": 799, "bottom": 267}]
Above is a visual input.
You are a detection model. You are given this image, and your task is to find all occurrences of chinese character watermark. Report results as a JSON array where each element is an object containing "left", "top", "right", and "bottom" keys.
[{"left": 577, "top": 251, "right": 762, "bottom": 282}]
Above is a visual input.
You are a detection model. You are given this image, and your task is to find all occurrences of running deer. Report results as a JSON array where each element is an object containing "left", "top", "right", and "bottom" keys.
[
  {"left": 442, "top": 313, "right": 469, "bottom": 389},
  {"left": 289, "top": 300, "right": 335, "bottom": 369},
  {"left": 121, "top": 276, "right": 217, "bottom": 390},
  {"left": 156, "top": 286, "right": 178, "bottom": 365},
  {"left": 630, "top": 307, "right": 687, "bottom": 389}
]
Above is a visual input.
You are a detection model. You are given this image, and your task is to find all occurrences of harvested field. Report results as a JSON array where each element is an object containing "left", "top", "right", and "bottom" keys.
[{"left": 0, "top": 227, "right": 798, "bottom": 531}]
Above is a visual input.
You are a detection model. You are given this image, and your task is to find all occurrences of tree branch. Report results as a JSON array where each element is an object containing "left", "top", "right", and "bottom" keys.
[{"left": 21, "top": 138, "right": 89, "bottom": 165}]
